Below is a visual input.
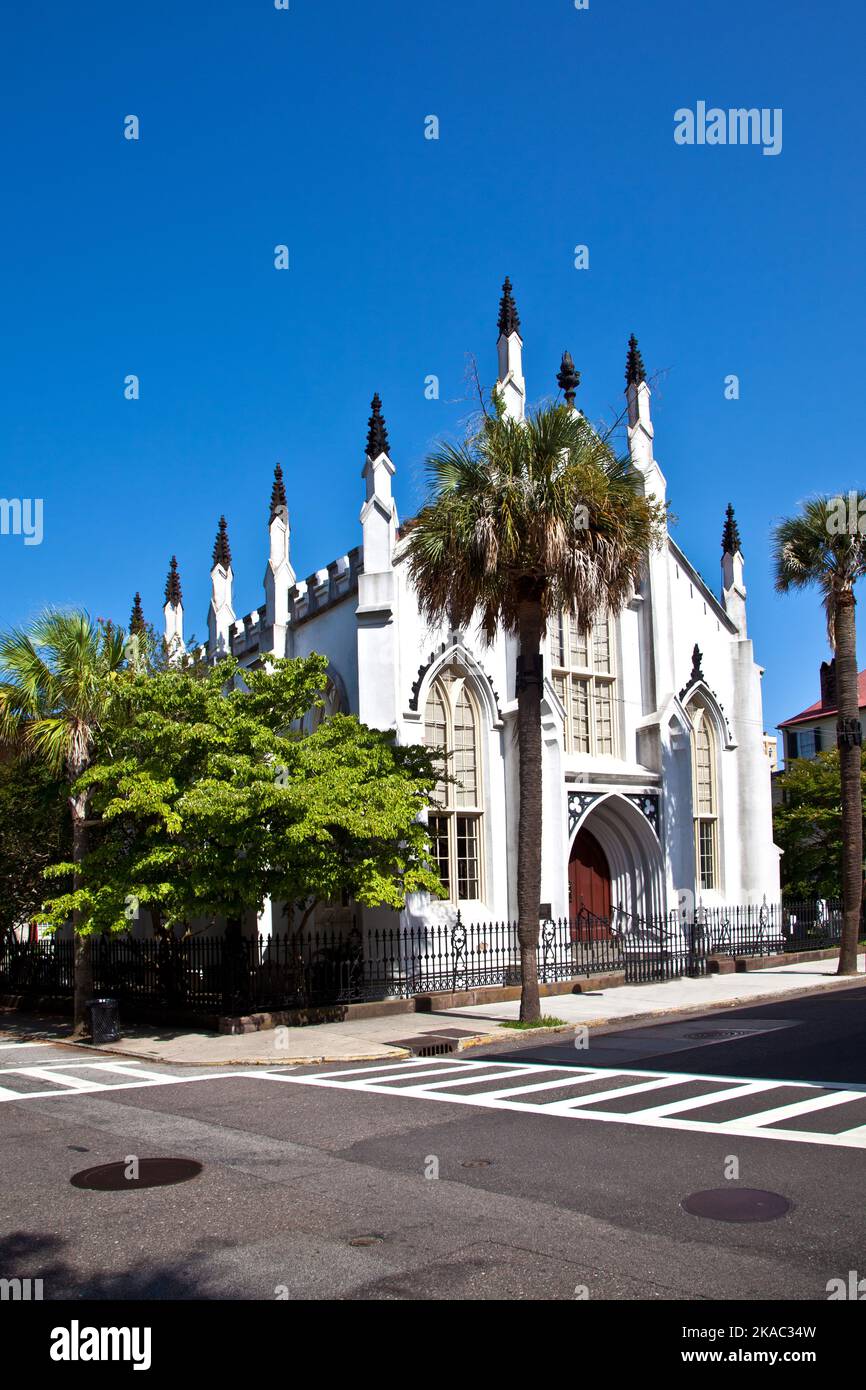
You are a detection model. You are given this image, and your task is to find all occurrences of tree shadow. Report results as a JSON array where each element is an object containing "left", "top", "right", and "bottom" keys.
[{"left": 0, "top": 1229, "right": 233, "bottom": 1300}]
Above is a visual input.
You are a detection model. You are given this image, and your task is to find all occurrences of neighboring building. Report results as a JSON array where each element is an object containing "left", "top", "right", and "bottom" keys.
[
  {"left": 147, "top": 282, "right": 780, "bottom": 936},
  {"left": 777, "top": 660, "right": 866, "bottom": 767}
]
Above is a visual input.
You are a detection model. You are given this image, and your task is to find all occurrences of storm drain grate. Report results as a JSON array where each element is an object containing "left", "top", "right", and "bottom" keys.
[
  {"left": 681, "top": 1188, "right": 792, "bottom": 1223},
  {"left": 388, "top": 1037, "right": 457, "bottom": 1057},
  {"left": 70, "top": 1158, "right": 203, "bottom": 1191}
]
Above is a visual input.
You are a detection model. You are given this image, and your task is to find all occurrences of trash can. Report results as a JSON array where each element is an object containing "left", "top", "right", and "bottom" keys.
[{"left": 87, "top": 997, "right": 120, "bottom": 1044}]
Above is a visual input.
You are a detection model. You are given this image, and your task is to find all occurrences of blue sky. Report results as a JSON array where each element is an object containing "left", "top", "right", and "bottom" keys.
[{"left": 1, "top": 0, "right": 863, "bottom": 738}]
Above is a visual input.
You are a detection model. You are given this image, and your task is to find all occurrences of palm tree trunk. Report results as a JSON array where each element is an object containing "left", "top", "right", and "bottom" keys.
[
  {"left": 70, "top": 793, "right": 93, "bottom": 1036},
  {"left": 516, "top": 595, "right": 544, "bottom": 1021},
  {"left": 835, "top": 593, "right": 863, "bottom": 975}
]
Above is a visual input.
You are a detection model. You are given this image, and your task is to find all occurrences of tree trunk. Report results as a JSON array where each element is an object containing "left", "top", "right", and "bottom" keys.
[
  {"left": 70, "top": 794, "right": 93, "bottom": 1037},
  {"left": 516, "top": 595, "right": 544, "bottom": 1021},
  {"left": 835, "top": 593, "right": 863, "bottom": 975}
]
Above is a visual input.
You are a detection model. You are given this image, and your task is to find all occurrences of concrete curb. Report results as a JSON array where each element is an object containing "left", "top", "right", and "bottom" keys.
[
  {"left": 3, "top": 971, "right": 864, "bottom": 1067},
  {"left": 458, "top": 973, "right": 866, "bottom": 1054}
]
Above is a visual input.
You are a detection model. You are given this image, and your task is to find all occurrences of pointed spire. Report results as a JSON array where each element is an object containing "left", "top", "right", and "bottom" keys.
[
  {"left": 269, "top": 463, "right": 288, "bottom": 524},
  {"left": 164, "top": 555, "right": 183, "bottom": 607},
  {"left": 212, "top": 515, "right": 232, "bottom": 570},
  {"left": 556, "top": 350, "right": 580, "bottom": 406},
  {"left": 129, "top": 593, "right": 146, "bottom": 636},
  {"left": 366, "top": 394, "right": 390, "bottom": 459},
  {"left": 722, "top": 503, "right": 742, "bottom": 556},
  {"left": 625, "top": 333, "right": 646, "bottom": 387},
  {"left": 497, "top": 276, "right": 521, "bottom": 338}
]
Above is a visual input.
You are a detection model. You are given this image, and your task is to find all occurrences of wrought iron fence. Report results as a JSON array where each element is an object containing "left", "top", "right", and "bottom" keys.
[
  {"left": 694, "top": 899, "right": 842, "bottom": 958},
  {"left": 0, "top": 898, "right": 846, "bottom": 1016}
]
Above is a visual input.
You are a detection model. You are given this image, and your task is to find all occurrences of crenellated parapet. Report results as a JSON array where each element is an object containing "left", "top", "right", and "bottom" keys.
[{"left": 289, "top": 547, "right": 363, "bottom": 626}]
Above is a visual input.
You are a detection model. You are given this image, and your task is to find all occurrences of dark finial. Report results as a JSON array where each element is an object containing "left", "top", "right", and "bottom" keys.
[
  {"left": 270, "top": 463, "right": 288, "bottom": 524},
  {"left": 625, "top": 333, "right": 646, "bottom": 387},
  {"left": 366, "top": 393, "right": 390, "bottom": 459},
  {"left": 164, "top": 555, "right": 183, "bottom": 607},
  {"left": 690, "top": 644, "right": 704, "bottom": 685},
  {"left": 722, "top": 502, "right": 742, "bottom": 556},
  {"left": 557, "top": 350, "right": 581, "bottom": 406},
  {"left": 212, "top": 515, "right": 232, "bottom": 570},
  {"left": 497, "top": 276, "right": 521, "bottom": 338},
  {"left": 129, "top": 592, "right": 146, "bottom": 636}
]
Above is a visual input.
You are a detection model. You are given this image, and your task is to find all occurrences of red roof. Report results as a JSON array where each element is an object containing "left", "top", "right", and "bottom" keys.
[{"left": 779, "top": 669, "right": 866, "bottom": 727}]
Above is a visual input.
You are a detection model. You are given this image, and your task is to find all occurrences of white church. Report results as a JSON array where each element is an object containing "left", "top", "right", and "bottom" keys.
[{"left": 155, "top": 281, "right": 780, "bottom": 937}]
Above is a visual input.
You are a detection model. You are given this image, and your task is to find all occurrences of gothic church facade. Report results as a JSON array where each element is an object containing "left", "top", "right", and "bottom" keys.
[{"left": 156, "top": 282, "right": 780, "bottom": 935}]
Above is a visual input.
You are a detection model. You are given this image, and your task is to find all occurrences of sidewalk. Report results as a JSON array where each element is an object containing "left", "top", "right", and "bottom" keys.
[{"left": 1, "top": 953, "right": 864, "bottom": 1066}]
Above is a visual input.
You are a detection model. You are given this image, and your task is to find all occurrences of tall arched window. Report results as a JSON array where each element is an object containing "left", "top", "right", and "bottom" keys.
[
  {"left": 424, "top": 669, "right": 483, "bottom": 900},
  {"left": 551, "top": 612, "right": 617, "bottom": 755},
  {"left": 688, "top": 701, "right": 718, "bottom": 891}
]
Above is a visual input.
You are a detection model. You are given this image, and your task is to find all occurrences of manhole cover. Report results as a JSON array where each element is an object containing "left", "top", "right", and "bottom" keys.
[
  {"left": 461, "top": 1158, "right": 493, "bottom": 1168},
  {"left": 682, "top": 1029, "right": 749, "bottom": 1042},
  {"left": 682, "top": 1188, "right": 792, "bottom": 1222},
  {"left": 70, "top": 1158, "right": 203, "bottom": 1191},
  {"left": 349, "top": 1234, "right": 385, "bottom": 1247}
]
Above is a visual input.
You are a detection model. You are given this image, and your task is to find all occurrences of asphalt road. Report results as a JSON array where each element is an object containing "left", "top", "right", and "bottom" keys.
[{"left": 2, "top": 985, "right": 865, "bottom": 1302}]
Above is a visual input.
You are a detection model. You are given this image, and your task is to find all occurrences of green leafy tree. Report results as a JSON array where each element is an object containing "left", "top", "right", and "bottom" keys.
[
  {"left": 0, "top": 610, "right": 127, "bottom": 1034},
  {"left": 404, "top": 400, "right": 666, "bottom": 1020},
  {"left": 0, "top": 757, "right": 71, "bottom": 946},
  {"left": 773, "top": 497, "right": 866, "bottom": 973},
  {"left": 774, "top": 749, "right": 866, "bottom": 901},
  {"left": 40, "top": 655, "right": 443, "bottom": 938}
]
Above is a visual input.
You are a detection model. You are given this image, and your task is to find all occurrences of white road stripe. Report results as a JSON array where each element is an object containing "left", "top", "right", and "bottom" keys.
[
  {"left": 13, "top": 1067, "right": 108, "bottom": 1090},
  {"left": 88, "top": 1063, "right": 181, "bottom": 1082},
  {"left": 304, "top": 1058, "right": 509, "bottom": 1081},
  {"left": 541, "top": 1074, "right": 707, "bottom": 1114},
  {"left": 272, "top": 1060, "right": 866, "bottom": 1150},
  {"left": 0, "top": 1059, "right": 137, "bottom": 1075},
  {"left": 630, "top": 1080, "right": 780, "bottom": 1119},
  {"left": 718, "top": 1089, "right": 866, "bottom": 1130},
  {"left": 314, "top": 1062, "right": 504, "bottom": 1089},
  {"left": 393, "top": 1066, "right": 558, "bottom": 1093},
  {"left": 0, "top": 1072, "right": 252, "bottom": 1102}
]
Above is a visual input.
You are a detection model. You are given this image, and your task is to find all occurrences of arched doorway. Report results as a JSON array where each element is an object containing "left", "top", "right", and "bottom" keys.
[
  {"left": 568, "top": 827, "right": 612, "bottom": 933},
  {"left": 567, "top": 793, "right": 667, "bottom": 927}
]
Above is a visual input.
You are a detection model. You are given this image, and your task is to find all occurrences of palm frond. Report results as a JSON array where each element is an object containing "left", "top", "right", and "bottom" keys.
[{"left": 405, "top": 402, "right": 666, "bottom": 641}]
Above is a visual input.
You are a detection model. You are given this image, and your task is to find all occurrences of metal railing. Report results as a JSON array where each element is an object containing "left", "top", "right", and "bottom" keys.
[{"left": 0, "top": 898, "right": 845, "bottom": 1016}]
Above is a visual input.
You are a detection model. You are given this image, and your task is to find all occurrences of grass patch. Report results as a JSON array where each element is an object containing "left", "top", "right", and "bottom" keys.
[{"left": 498, "top": 1016, "right": 566, "bottom": 1030}]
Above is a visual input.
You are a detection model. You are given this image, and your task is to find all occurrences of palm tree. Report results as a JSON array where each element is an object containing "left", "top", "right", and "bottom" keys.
[
  {"left": 0, "top": 610, "right": 127, "bottom": 1034},
  {"left": 405, "top": 401, "right": 665, "bottom": 1019},
  {"left": 773, "top": 496, "right": 866, "bottom": 975}
]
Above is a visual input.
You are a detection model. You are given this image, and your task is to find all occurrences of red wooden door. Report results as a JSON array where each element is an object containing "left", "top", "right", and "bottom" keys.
[{"left": 569, "top": 828, "right": 612, "bottom": 938}]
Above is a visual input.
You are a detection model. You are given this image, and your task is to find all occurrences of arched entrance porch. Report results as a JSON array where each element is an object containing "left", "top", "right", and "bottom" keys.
[{"left": 568, "top": 793, "right": 666, "bottom": 926}]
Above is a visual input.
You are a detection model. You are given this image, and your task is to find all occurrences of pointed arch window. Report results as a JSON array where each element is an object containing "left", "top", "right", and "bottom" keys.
[
  {"left": 424, "top": 669, "right": 483, "bottom": 901},
  {"left": 688, "top": 701, "right": 718, "bottom": 891},
  {"left": 552, "top": 613, "right": 617, "bottom": 756}
]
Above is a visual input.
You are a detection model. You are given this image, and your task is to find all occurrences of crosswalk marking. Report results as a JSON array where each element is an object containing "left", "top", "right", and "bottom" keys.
[
  {"left": 541, "top": 1074, "right": 709, "bottom": 1114},
  {"left": 2, "top": 1050, "right": 865, "bottom": 1151},
  {"left": 718, "top": 1088, "right": 866, "bottom": 1130},
  {"left": 631, "top": 1080, "right": 780, "bottom": 1119},
  {"left": 0, "top": 1059, "right": 248, "bottom": 1102},
  {"left": 436, "top": 1070, "right": 613, "bottom": 1102},
  {"left": 88, "top": 1062, "right": 176, "bottom": 1082},
  {"left": 271, "top": 1057, "right": 866, "bottom": 1150},
  {"left": 15, "top": 1066, "right": 104, "bottom": 1090}
]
